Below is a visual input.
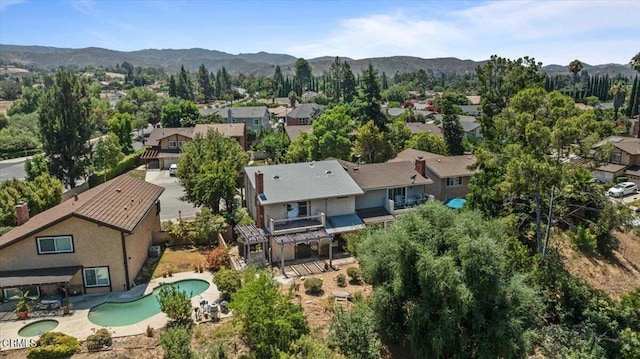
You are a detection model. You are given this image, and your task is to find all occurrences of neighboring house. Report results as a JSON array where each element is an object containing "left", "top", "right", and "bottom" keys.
[
  {"left": 141, "top": 123, "right": 246, "bottom": 169},
  {"left": 384, "top": 107, "right": 405, "bottom": 118},
  {"left": 390, "top": 149, "right": 478, "bottom": 201},
  {"left": 459, "top": 105, "right": 482, "bottom": 116},
  {"left": 406, "top": 122, "right": 444, "bottom": 138},
  {"left": 338, "top": 159, "right": 433, "bottom": 227},
  {"left": 0, "top": 175, "right": 164, "bottom": 299},
  {"left": 217, "top": 107, "right": 270, "bottom": 132},
  {"left": 241, "top": 160, "right": 364, "bottom": 267},
  {"left": 268, "top": 106, "right": 291, "bottom": 123},
  {"left": 286, "top": 103, "right": 325, "bottom": 125},
  {"left": 466, "top": 95, "right": 481, "bottom": 105},
  {"left": 301, "top": 91, "right": 318, "bottom": 100},
  {"left": 285, "top": 125, "right": 312, "bottom": 142},
  {"left": 433, "top": 114, "right": 483, "bottom": 138},
  {"left": 592, "top": 136, "right": 640, "bottom": 183}
]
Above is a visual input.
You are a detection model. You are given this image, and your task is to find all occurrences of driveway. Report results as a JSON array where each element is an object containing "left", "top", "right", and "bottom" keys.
[{"left": 145, "top": 169, "right": 200, "bottom": 221}]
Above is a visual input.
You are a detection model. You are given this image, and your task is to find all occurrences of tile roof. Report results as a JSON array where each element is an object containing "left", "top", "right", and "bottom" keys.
[
  {"left": 244, "top": 160, "right": 363, "bottom": 204},
  {"left": 340, "top": 161, "right": 433, "bottom": 190},
  {"left": 0, "top": 174, "right": 164, "bottom": 249},
  {"left": 466, "top": 95, "right": 481, "bottom": 105},
  {"left": 146, "top": 127, "right": 194, "bottom": 147},
  {"left": 194, "top": 123, "right": 245, "bottom": 138}
]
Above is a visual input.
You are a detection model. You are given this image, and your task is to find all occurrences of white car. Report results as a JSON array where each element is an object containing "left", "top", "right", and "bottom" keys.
[
  {"left": 169, "top": 163, "right": 178, "bottom": 176},
  {"left": 607, "top": 182, "right": 637, "bottom": 197}
]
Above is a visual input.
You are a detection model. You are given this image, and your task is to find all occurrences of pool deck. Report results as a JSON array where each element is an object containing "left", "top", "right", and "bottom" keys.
[{"left": 0, "top": 272, "right": 219, "bottom": 350}]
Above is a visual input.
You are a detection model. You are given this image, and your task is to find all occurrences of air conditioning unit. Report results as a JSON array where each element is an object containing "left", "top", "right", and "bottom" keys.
[{"left": 149, "top": 245, "right": 161, "bottom": 258}]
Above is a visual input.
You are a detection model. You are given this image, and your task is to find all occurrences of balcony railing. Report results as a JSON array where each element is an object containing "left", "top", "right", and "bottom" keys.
[{"left": 268, "top": 212, "right": 326, "bottom": 235}]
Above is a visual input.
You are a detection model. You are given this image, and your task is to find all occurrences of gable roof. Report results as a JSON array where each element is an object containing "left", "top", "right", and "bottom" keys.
[
  {"left": 406, "top": 122, "right": 443, "bottom": 137},
  {"left": 285, "top": 125, "right": 312, "bottom": 141},
  {"left": 340, "top": 161, "right": 433, "bottom": 190},
  {"left": 244, "top": 160, "right": 363, "bottom": 205},
  {"left": 147, "top": 127, "right": 194, "bottom": 147},
  {"left": 389, "top": 149, "right": 477, "bottom": 178},
  {"left": 594, "top": 136, "right": 640, "bottom": 155},
  {"left": 287, "top": 103, "right": 325, "bottom": 119},
  {"left": 228, "top": 106, "right": 269, "bottom": 119},
  {"left": 194, "top": 123, "right": 245, "bottom": 138},
  {"left": 0, "top": 174, "right": 164, "bottom": 249}
]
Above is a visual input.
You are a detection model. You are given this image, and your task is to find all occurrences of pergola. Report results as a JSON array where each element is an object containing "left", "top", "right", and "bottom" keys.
[
  {"left": 235, "top": 224, "right": 269, "bottom": 263},
  {"left": 272, "top": 229, "right": 334, "bottom": 275}
]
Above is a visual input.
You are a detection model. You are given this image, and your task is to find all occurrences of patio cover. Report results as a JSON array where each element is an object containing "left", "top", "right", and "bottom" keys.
[
  {"left": 325, "top": 213, "right": 366, "bottom": 234},
  {"left": 0, "top": 266, "right": 81, "bottom": 287}
]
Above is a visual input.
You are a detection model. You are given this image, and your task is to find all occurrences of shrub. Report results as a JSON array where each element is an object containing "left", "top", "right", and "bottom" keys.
[
  {"left": 157, "top": 284, "right": 193, "bottom": 324},
  {"left": 572, "top": 225, "right": 597, "bottom": 253},
  {"left": 346, "top": 267, "right": 362, "bottom": 283},
  {"left": 212, "top": 267, "right": 242, "bottom": 301},
  {"left": 335, "top": 273, "right": 347, "bottom": 287},
  {"left": 304, "top": 277, "right": 323, "bottom": 294},
  {"left": 26, "top": 332, "right": 80, "bottom": 359},
  {"left": 328, "top": 302, "right": 382, "bottom": 359},
  {"left": 207, "top": 246, "right": 230, "bottom": 271},
  {"left": 88, "top": 148, "right": 144, "bottom": 187},
  {"left": 86, "top": 328, "right": 112, "bottom": 352},
  {"left": 160, "top": 325, "right": 193, "bottom": 359}
]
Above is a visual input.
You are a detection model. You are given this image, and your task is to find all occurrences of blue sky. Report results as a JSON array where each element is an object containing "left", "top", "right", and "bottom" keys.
[{"left": 1, "top": 0, "right": 638, "bottom": 66}]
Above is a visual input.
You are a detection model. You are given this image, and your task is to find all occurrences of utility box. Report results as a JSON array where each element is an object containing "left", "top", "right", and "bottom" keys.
[{"left": 149, "top": 245, "right": 161, "bottom": 258}]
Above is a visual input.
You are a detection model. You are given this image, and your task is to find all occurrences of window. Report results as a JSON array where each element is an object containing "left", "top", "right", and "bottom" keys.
[
  {"left": 178, "top": 141, "right": 186, "bottom": 148},
  {"left": 388, "top": 187, "right": 406, "bottom": 203},
  {"left": 37, "top": 236, "right": 73, "bottom": 254},
  {"left": 298, "top": 118, "right": 308, "bottom": 125},
  {"left": 446, "top": 177, "right": 463, "bottom": 187},
  {"left": 3, "top": 286, "right": 40, "bottom": 300},
  {"left": 83, "top": 267, "right": 110, "bottom": 287},
  {"left": 168, "top": 141, "right": 177, "bottom": 149},
  {"left": 253, "top": 119, "right": 260, "bottom": 126},
  {"left": 611, "top": 152, "right": 622, "bottom": 163}
]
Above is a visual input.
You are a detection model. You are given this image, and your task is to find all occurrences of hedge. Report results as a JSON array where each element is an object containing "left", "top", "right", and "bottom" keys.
[{"left": 88, "top": 148, "right": 144, "bottom": 187}]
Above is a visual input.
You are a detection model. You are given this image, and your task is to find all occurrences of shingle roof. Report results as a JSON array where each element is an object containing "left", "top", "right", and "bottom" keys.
[
  {"left": 194, "top": 123, "right": 245, "bottom": 138},
  {"left": 244, "top": 160, "right": 363, "bottom": 204},
  {"left": 596, "top": 163, "right": 627, "bottom": 173},
  {"left": 146, "top": 127, "right": 194, "bottom": 147},
  {"left": 389, "top": 149, "right": 477, "bottom": 179},
  {"left": 340, "top": 161, "right": 433, "bottom": 190},
  {"left": 285, "top": 125, "right": 312, "bottom": 141},
  {"left": 228, "top": 106, "right": 268, "bottom": 119},
  {"left": 593, "top": 136, "right": 640, "bottom": 155},
  {"left": 0, "top": 174, "right": 164, "bottom": 249},
  {"left": 287, "top": 103, "right": 325, "bottom": 119},
  {"left": 406, "top": 122, "right": 443, "bottom": 137}
]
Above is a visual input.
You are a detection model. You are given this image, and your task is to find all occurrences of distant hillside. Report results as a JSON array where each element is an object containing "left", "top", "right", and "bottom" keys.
[{"left": 0, "top": 44, "right": 635, "bottom": 78}]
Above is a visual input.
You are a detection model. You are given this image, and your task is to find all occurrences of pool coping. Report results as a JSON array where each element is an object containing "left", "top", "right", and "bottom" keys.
[{"left": 0, "top": 271, "right": 220, "bottom": 351}]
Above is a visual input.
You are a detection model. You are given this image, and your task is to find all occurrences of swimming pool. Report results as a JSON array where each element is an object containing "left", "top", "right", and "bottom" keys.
[
  {"left": 88, "top": 279, "right": 209, "bottom": 327},
  {"left": 18, "top": 319, "right": 59, "bottom": 337}
]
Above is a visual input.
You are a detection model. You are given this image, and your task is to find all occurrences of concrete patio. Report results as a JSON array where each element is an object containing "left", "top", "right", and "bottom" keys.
[{"left": 0, "top": 271, "right": 219, "bottom": 351}]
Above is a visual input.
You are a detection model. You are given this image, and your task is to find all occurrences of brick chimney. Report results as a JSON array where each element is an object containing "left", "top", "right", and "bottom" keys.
[
  {"left": 255, "top": 171, "right": 265, "bottom": 228},
  {"left": 15, "top": 202, "right": 29, "bottom": 226},
  {"left": 415, "top": 156, "right": 426, "bottom": 176}
]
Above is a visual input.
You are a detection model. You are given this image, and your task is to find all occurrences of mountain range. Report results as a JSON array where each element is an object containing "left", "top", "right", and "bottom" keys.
[{"left": 0, "top": 44, "right": 636, "bottom": 78}]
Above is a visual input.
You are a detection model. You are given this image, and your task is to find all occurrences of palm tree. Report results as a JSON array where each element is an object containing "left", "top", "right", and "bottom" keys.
[
  {"left": 568, "top": 59, "right": 584, "bottom": 99},
  {"left": 610, "top": 82, "right": 627, "bottom": 121}
]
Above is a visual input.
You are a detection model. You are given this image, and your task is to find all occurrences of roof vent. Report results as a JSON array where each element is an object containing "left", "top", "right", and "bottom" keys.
[
  {"left": 325, "top": 170, "right": 333, "bottom": 175},
  {"left": 116, "top": 188, "right": 122, "bottom": 193},
  {"left": 273, "top": 175, "right": 280, "bottom": 180}
]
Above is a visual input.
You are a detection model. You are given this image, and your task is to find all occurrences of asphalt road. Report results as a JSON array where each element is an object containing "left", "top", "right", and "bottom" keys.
[
  {"left": 0, "top": 157, "right": 28, "bottom": 181},
  {"left": 145, "top": 169, "right": 200, "bottom": 221}
]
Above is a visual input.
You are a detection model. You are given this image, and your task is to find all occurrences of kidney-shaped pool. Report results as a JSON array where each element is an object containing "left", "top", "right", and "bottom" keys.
[{"left": 88, "top": 279, "right": 209, "bottom": 327}]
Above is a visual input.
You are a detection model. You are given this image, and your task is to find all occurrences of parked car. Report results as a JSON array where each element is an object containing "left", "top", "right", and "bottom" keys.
[
  {"left": 169, "top": 164, "right": 178, "bottom": 176},
  {"left": 607, "top": 182, "right": 637, "bottom": 197}
]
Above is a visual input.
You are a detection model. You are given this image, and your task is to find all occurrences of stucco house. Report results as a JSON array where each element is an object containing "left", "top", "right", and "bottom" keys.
[
  {"left": 141, "top": 123, "right": 246, "bottom": 169},
  {"left": 0, "top": 174, "right": 164, "bottom": 300},
  {"left": 592, "top": 136, "right": 640, "bottom": 183},
  {"left": 240, "top": 160, "right": 364, "bottom": 268},
  {"left": 390, "top": 149, "right": 477, "bottom": 201}
]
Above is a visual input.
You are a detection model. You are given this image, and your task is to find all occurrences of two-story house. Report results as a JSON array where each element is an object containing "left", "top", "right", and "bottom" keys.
[
  {"left": 390, "top": 149, "right": 477, "bottom": 201},
  {"left": 0, "top": 175, "right": 164, "bottom": 300},
  {"left": 286, "top": 103, "right": 325, "bottom": 126},
  {"left": 141, "top": 123, "right": 247, "bottom": 169},
  {"left": 241, "top": 160, "right": 364, "bottom": 269},
  {"left": 592, "top": 136, "right": 640, "bottom": 183},
  {"left": 219, "top": 107, "right": 270, "bottom": 132}
]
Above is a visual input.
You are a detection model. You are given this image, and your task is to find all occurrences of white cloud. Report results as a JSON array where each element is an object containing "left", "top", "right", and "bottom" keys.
[
  {"left": 0, "top": 0, "right": 26, "bottom": 12},
  {"left": 287, "top": 1, "right": 640, "bottom": 65}
]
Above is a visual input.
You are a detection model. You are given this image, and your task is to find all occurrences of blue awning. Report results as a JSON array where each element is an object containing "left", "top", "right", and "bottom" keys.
[
  {"left": 326, "top": 213, "right": 365, "bottom": 234},
  {"left": 444, "top": 197, "right": 467, "bottom": 209}
]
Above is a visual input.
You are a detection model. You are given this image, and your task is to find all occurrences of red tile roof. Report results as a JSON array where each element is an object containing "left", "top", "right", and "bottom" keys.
[{"left": 0, "top": 174, "right": 164, "bottom": 249}]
